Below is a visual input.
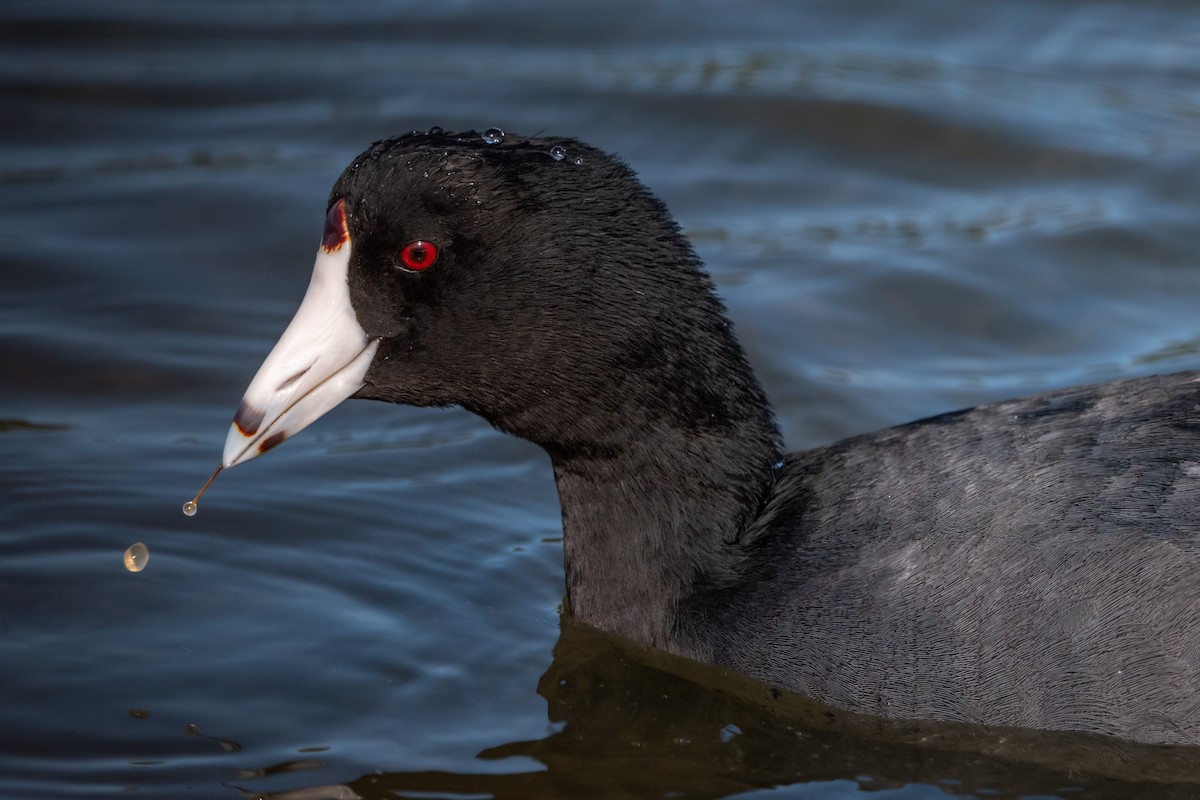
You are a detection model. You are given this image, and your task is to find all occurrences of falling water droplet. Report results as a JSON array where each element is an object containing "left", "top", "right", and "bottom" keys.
[
  {"left": 481, "top": 127, "right": 505, "bottom": 145},
  {"left": 124, "top": 542, "right": 149, "bottom": 572},
  {"left": 550, "top": 145, "right": 566, "bottom": 161},
  {"left": 427, "top": 125, "right": 444, "bottom": 136}
]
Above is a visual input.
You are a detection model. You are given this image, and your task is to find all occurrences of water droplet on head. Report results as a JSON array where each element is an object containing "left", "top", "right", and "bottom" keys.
[
  {"left": 481, "top": 127, "right": 505, "bottom": 145},
  {"left": 427, "top": 125, "right": 444, "bottom": 136},
  {"left": 182, "top": 500, "right": 197, "bottom": 517},
  {"left": 573, "top": 156, "right": 584, "bottom": 166},
  {"left": 550, "top": 145, "right": 566, "bottom": 161},
  {"left": 124, "top": 542, "right": 149, "bottom": 572}
]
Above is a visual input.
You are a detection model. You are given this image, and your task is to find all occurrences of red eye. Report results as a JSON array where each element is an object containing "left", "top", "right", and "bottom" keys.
[{"left": 399, "top": 240, "right": 439, "bottom": 271}]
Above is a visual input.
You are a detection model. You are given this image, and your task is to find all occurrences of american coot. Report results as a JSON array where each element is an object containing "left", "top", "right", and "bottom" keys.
[{"left": 221, "top": 129, "right": 1200, "bottom": 746}]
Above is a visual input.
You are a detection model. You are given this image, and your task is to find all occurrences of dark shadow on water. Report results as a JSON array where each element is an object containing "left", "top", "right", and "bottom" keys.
[
  {"left": 248, "top": 616, "right": 1200, "bottom": 800},
  {"left": 0, "top": 418, "right": 71, "bottom": 433}
]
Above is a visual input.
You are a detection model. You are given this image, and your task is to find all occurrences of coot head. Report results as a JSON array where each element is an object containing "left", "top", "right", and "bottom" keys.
[{"left": 224, "top": 129, "right": 779, "bottom": 470}]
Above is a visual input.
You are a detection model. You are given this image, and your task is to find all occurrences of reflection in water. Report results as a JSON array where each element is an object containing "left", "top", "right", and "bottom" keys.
[
  {"left": 185, "top": 721, "right": 242, "bottom": 753},
  {"left": 247, "top": 617, "right": 1200, "bottom": 800},
  {"left": 233, "top": 758, "right": 327, "bottom": 781}
]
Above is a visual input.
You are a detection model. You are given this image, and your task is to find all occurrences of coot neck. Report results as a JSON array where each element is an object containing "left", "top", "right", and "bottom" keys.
[{"left": 541, "top": 348, "right": 782, "bottom": 651}]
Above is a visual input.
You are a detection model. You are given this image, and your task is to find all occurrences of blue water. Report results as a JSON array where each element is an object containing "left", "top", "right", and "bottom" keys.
[{"left": 3, "top": 1, "right": 1200, "bottom": 798}]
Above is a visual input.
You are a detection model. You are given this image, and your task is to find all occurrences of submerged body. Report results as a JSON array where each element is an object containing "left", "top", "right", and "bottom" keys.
[{"left": 219, "top": 130, "right": 1200, "bottom": 745}]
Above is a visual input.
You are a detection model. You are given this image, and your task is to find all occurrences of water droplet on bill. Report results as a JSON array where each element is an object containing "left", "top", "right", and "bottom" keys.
[{"left": 183, "top": 464, "right": 222, "bottom": 517}]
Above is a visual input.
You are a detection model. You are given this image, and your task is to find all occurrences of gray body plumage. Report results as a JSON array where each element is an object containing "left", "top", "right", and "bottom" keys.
[{"left": 688, "top": 374, "right": 1200, "bottom": 743}]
